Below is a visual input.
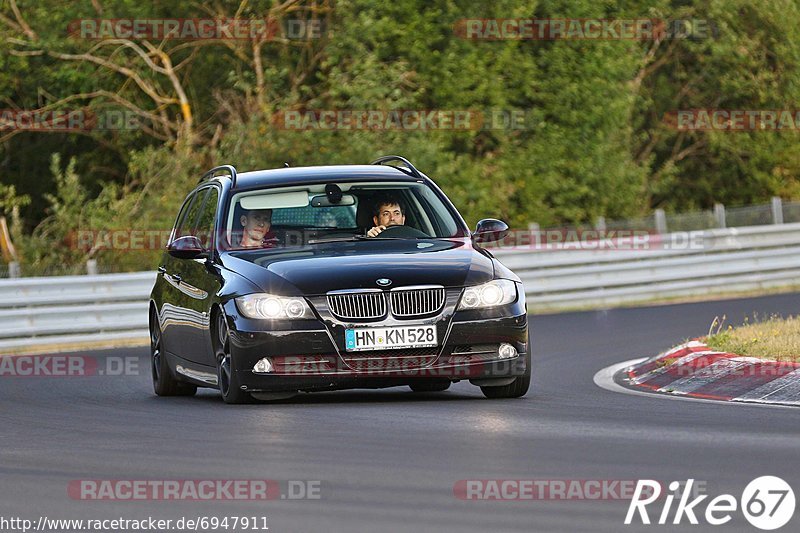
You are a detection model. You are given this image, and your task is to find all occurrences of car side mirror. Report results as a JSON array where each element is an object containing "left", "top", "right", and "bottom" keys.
[
  {"left": 472, "top": 219, "right": 509, "bottom": 244},
  {"left": 168, "top": 235, "right": 207, "bottom": 259}
]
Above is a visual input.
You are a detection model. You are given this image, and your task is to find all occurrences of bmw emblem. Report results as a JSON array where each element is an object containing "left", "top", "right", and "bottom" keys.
[{"left": 376, "top": 278, "right": 392, "bottom": 287}]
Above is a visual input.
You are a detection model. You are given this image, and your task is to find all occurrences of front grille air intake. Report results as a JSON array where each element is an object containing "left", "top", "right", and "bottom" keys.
[
  {"left": 390, "top": 286, "right": 445, "bottom": 317},
  {"left": 326, "top": 286, "right": 445, "bottom": 320},
  {"left": 327, "top": 290, "right": 386, "bottom": 320}
]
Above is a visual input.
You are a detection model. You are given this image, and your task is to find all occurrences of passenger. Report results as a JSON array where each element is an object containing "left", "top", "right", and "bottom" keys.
[{"left": 238, "top": 208, "right": 278, "bottom": 248}]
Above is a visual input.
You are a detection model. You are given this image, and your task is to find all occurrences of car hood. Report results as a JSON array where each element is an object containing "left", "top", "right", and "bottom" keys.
[{"left": 221, "top": 238, "right": 495, "bottom": 295}]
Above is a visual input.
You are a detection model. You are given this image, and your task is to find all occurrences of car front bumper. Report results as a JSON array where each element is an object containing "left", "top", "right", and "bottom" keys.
[{"left": 224, "top": 298, "right": 529, "bottom": 393}]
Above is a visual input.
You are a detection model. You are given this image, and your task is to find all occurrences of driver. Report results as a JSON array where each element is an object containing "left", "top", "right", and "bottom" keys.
[
  {"left": 367, "top": 195, "right": 406, "bottom": 237},
  {"left": 238, "top": 208, "right": 279, "bottom": 248}
]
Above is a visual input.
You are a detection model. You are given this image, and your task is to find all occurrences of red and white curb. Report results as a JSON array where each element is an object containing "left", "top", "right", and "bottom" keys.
[{"left": 596, "top": 341, "right": 800, "bottom": 407}]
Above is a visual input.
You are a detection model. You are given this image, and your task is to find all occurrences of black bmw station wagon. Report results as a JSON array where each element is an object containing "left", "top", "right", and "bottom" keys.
[{"left": 149, "top": 156, "right": 530, "bottom": 403}]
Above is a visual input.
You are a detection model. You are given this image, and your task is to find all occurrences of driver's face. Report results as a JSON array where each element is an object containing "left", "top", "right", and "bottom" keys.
[{"left": 373, "top": 203, "right": 405, "bottom": 227}]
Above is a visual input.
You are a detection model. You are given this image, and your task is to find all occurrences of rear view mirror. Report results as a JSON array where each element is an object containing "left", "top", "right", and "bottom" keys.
[
  {"left": 168, "top": 235, "right": 206, "bottom": 259},
  {"left": 310, "top": 194, "right": 356, "bottom": 207}
]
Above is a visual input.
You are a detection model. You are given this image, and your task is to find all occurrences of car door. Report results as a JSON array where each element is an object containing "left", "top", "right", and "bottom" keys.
[
  {"left": 159, "top": 189, "right": 204, "bottom": 359},
  {"left": 174, "top": 185, "right": 223, "bottom": 368}
]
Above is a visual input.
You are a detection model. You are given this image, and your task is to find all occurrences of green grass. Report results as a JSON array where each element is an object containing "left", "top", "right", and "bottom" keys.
[{"left": 705, "top": 315, "right": 800, "bottom": 362}]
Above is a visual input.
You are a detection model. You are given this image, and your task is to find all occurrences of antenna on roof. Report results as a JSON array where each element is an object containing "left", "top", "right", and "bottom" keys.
[{"left": 284, "top": 162, "right": 290, "bottom": 168}]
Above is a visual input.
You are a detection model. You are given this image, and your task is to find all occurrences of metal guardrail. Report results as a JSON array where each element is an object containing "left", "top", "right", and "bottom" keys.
[
  {"left": 0, "top": 272, "right": 154, "bottom": 352},
  {"left": 2, "top": 223, "right": 800, "bottom": 353},
  {"left": 493, "top": 222, "right": 800, "bottom": 310}
]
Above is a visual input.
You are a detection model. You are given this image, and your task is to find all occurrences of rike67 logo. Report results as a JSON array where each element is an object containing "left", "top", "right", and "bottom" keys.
[{"left": 625, "top": 477, "right": 795, "bottom": 530}]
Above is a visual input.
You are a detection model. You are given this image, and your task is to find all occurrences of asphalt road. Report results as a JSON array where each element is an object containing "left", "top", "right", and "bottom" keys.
[{"left": 2, "top": 292, "right": 800, "bottom": 533}]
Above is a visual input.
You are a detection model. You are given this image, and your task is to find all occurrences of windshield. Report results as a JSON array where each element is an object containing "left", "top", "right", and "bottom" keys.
[{"left": 222, "top": 180, "right": 464, "bottom": 251}]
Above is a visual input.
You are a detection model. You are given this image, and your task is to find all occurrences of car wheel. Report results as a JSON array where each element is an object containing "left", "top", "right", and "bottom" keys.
[
  {"left": 409, "top": 381, "right": 451, "bottom": 392},
  {"left": 480, "top": 351, "right": 531, "bottom": 399},
  {"left": 215, "top": 311, "right": 254, "bottom": 404},
  {"left": 150, "top": 310, "right": 197, "bottom": 397}
]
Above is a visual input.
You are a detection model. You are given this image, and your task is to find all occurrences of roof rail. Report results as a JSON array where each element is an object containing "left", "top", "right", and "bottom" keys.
[
  {"left": 370, "top": 155, "right": 424, "bottom": 180},
  {"left": 198, "top": 165, "right": 238, "bottom": 188}
]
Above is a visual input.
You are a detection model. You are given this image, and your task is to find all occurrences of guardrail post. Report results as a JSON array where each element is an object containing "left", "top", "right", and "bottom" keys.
[
  {"left": 528, "top": 223, "right": 541, "bottom": 248},
  {"left": 595, "top": 216, "right": 606, "bottom": 232},
  {"left": 8, "top": 261, "right": 20, "bottom": 278},
  {"left": 714, "top": 203, "right": 726, "bottom": 229},
  {"left": 654, "top": 209, "right": 667, "bottom": 234},
  {"left": 771, "top": 197, "right": 784, "bottom": 224},
  {"left": 86, "top": 259, "right": 98, "bottom": 275}
]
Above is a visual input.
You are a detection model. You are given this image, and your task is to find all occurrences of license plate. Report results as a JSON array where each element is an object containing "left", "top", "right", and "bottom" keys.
[{"left": 345, "top": 325, "right": 437, "bottom": 352}]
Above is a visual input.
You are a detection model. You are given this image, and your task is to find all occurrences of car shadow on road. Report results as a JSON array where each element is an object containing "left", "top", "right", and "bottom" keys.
[{"left": 188, "top": 387, "right": 490, "bottom": 406}]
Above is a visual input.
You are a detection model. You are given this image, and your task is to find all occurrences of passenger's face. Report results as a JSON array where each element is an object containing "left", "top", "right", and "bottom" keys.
[
  {"left": 373, "top": 203, "right": 405, "bottom": 227},
  {"left": 240, "top": 211, "right": 271, "bottom": 243}
]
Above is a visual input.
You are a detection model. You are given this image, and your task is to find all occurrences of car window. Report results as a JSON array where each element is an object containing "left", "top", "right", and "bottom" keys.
[
  {"left": 172, "top": 191, "right": 198, "bottom": 240},
  {"left": 176, "top": 188, "right": 209, "bottom": 239},
  {"left": 416, "top": 185, "right": 458, "bottom": 236},
  {"left": 195, "top": 187, "right": 219, "bottom": 249},
  {"left": 224, "top": 181, "right": 464, "bottom": 250}
]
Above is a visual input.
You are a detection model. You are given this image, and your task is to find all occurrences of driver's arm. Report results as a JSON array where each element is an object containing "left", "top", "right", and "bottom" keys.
[{"left": 367, "top": 225, "right": 386, "bottom": 237}]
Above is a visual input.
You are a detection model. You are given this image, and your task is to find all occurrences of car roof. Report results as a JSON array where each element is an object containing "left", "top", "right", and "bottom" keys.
[{"left": 230, "top": 164, "right": 424, "bottom": 190}]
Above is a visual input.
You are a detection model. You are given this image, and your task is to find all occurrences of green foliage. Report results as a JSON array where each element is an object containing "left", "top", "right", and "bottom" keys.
[
  {"left": 14, "top": 154, "right": 98, "bottom": 273},
  {"left": 633, "top": 0, "right": 800, "bottom": 209},
  {"left": 0, "top": 183, "right": 30, "bottom": 215},
  {"left": 2, "top": 0, "right": 800, "bottom": 272}
]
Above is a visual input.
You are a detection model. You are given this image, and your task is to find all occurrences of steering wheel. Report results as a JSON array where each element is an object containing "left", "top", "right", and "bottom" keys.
[{"left": 376, "top": 224, "right": 430, "bottom": 238}]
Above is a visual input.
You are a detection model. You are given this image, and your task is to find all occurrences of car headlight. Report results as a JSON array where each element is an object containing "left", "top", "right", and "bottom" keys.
[
  {"left": 235, "top": 293, "right": 315, "bottom": 320},
  {"left": 458, "top": 279, "right": 518, "bottom": 310}
]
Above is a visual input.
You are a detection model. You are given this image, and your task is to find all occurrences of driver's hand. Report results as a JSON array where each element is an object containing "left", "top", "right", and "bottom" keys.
[{"left": 367, "top": 225, "right": 386, "bottom": 237}]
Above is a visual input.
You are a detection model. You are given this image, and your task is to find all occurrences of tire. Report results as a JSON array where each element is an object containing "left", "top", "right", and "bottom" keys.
[
  {"left": 214, "top": 310, "right": 254, "bottom": 404},
  {"left": 409, "top": 381, "right": 451, "bottom": 392},
  {"left": 480, "top": 351, "right": 531, "bottom": 399},
  {"left": 150, "top": 309, "right": 197, "bottom": 397}
]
